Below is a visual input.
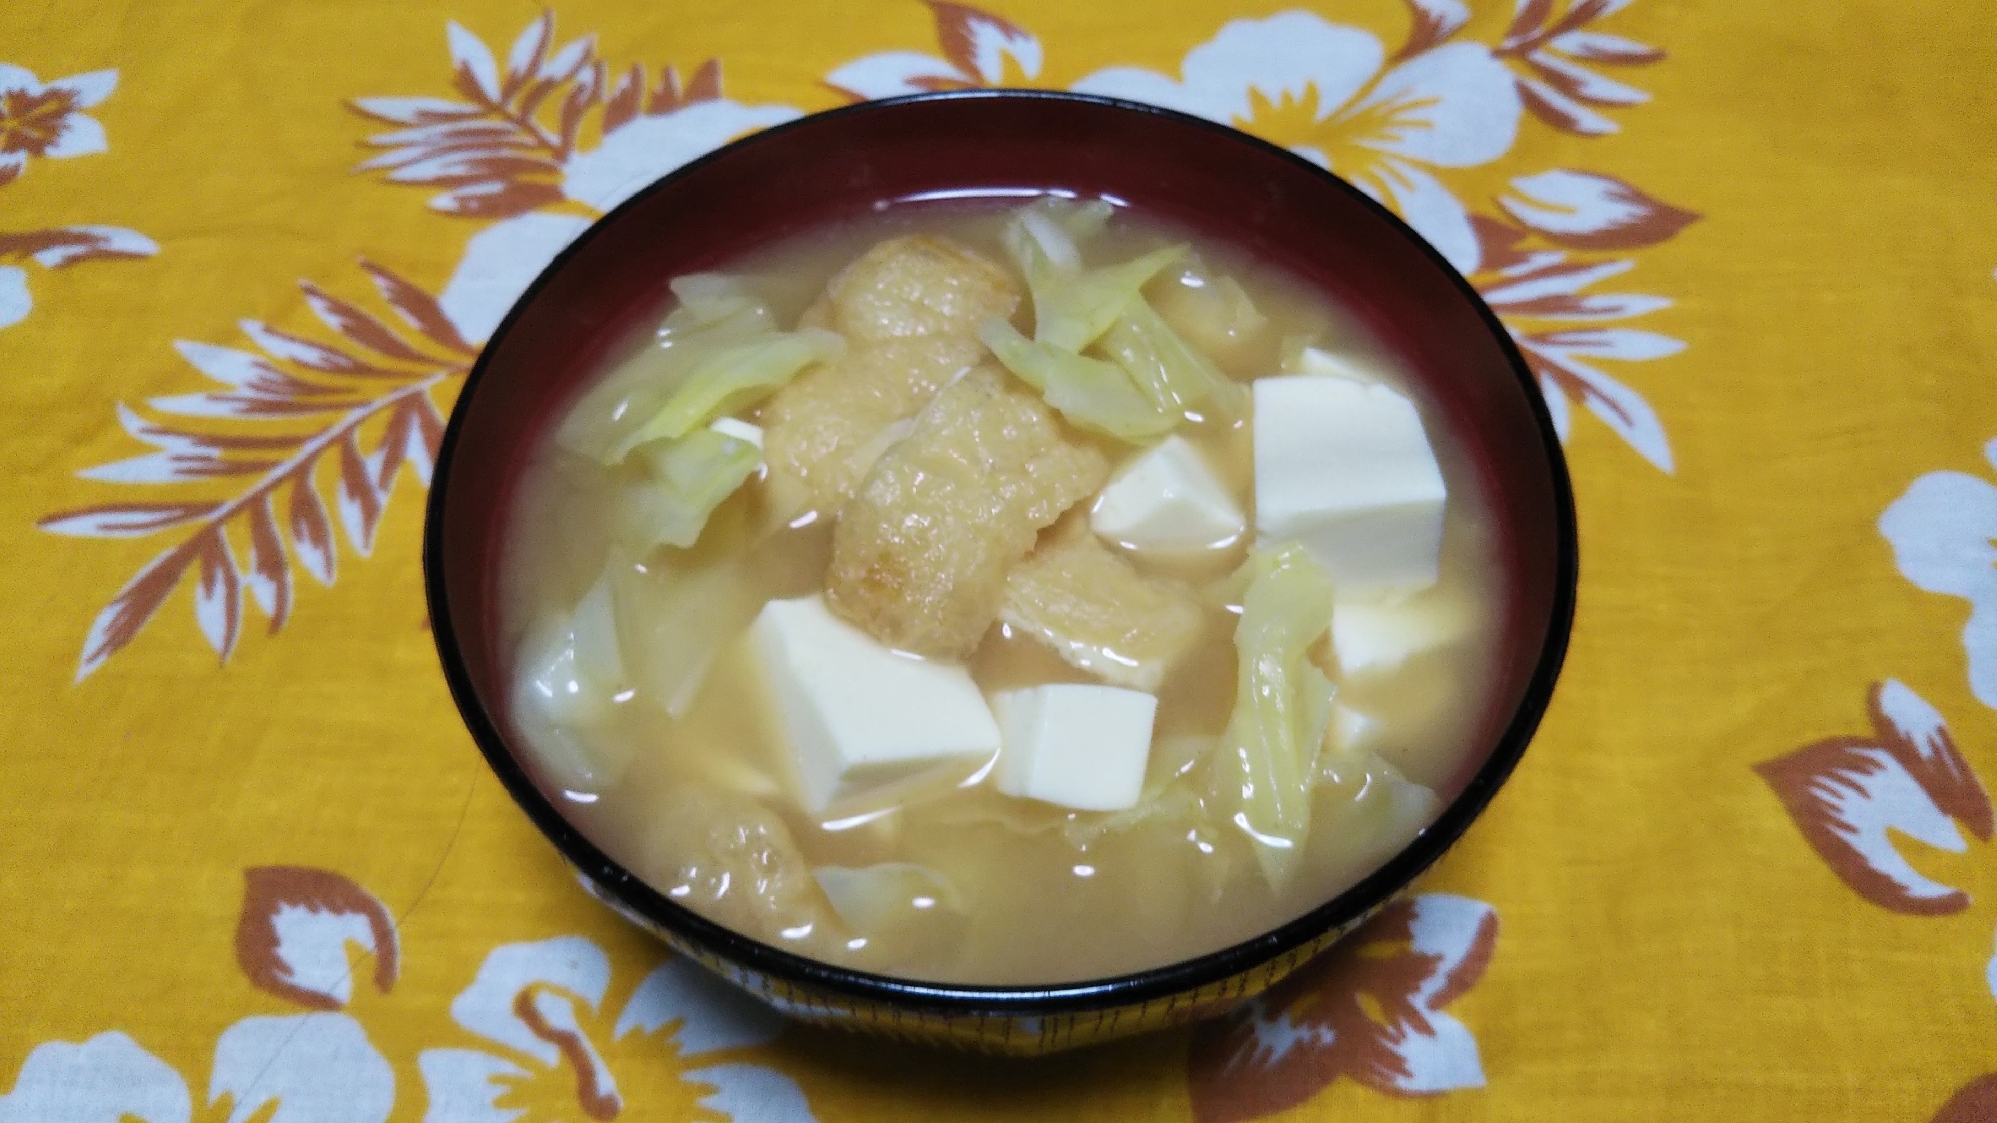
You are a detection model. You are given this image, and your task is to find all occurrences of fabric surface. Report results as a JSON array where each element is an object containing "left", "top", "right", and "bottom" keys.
[{"left": 5, "top": 0, "right": 1995, "bottom": 1118}]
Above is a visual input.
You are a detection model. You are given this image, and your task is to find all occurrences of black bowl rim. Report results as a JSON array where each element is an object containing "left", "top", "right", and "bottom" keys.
[{"left": 424, "top": 88, "right": 1578, "bottom": 1015}]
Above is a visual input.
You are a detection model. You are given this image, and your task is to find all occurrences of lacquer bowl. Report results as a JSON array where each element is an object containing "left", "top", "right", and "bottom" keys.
[{"left": 423, "top": 90, "right": 1576, "bottom": 1056}]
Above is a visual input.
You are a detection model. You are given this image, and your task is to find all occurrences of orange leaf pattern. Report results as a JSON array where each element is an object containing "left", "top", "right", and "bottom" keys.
[
  {"left": 1495, "top": 0, "right": 1667, "bottom": 135},
  {"left": 235, "top": 866, "right": 400, "bottom": 1010},
  {"left": 351, "top": 12, "right": 745, "bottom": 222},
  {"left": 38, "top": 262, "right": 470, "bottom": 678},
  {"left": 1757, "top": 680, "right": 1992, "bottom": 916},
  {"left": 35, "top": 13, "right": 816, "bottom": 678},
  {"left": 1466, "top": 209, "right": 1689, "bottom": 472},
  {"left": 1187, "top": 895, "right": 1498, "bottom": 1122},
  {"left": 1933, "top": 1074, "right": 1997, "bottom": 1123}
]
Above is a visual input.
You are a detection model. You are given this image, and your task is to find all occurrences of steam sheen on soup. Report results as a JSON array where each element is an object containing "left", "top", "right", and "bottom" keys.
[{"left": 499, "top": 196, "right": 1506, "bottom": 986}]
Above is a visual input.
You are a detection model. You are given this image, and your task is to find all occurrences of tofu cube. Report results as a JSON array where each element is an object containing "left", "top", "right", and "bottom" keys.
[
  {"left": 1331, "top": 587, "right": 1477, "bottom": 677},
  {"left": 1089, "top": 435, "right": 1247, "bottom": 552},
  {"left": 1252, "top": 376, "right": 1447, "bottom": 596},
  {"left": 993, "top": 684, "right": 1157, "bottom": 812},
  {"left": 1288, "top": 345, "right": 1385, "bottom": 384},
  {"left": 752, "top": 596, "right": 1001, "bottom": 812}
]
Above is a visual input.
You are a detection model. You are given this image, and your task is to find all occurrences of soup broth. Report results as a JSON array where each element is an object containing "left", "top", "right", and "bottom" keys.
[{"left": 499, "top": 196, "right": 1508, "bottom": 985}]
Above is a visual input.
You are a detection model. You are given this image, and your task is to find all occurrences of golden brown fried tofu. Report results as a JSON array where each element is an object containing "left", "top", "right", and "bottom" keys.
[
  {"left": 637, "top": 784, "right": 829, "bottom": 949},
  {"left": 825, "top": 367, "right": 1110, "bottom": 657},
  {"left": 760, "top": 336, "right": 987, "bottom": 518},
  {"left": 1002, "top": 533, "right": 1205, "bottom": 691},
  {"left": 823, "top": 235, "right": 1020, "bottom": 343}
]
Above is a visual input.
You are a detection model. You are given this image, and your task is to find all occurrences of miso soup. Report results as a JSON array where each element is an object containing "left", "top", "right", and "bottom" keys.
[{"left": 499, "top": 195, "right": 1508, "bottom": 985}]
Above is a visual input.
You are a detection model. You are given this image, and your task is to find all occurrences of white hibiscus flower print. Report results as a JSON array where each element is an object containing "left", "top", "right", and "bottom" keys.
[
  {"left": 822, "top": 2, "right": 1694, "bottom": 471},
  {"left": 0, "top": 63, "right": 156, "bottom": 332},
  {"left": 419, "top": 937, "right": 816, "bottom": 1123},
  {"left": 0, "top": 63, "right": 115, "bottom": 183},
  {"left": 0, "top": 265, "right": 28, "bottom": 328},
  {"left": 1072, "top": 11, "right": 1519, "bottom": 274},
  {"left": 1880, "top": 438, "right": 1997, "bottom": 710},
  {"left": 0, "top": 1033, "right": 190, "bottom": 1123},
  {"left": 1758, "top": 680, "right": 1993, "bottom": 917},
  {"left": 0, "top": 868, "right": 398, "bottom": 1123},
  {"left": 350, "top": 13, "right": 801, "bottom": 343},
  {"left": 826, "top": 1, "right": 1043, "bottom": 99}
]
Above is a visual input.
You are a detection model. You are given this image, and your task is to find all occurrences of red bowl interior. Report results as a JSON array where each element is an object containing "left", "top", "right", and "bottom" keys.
[{"left": 426, "top": 91, "right": 1574, "bottom": 1009}]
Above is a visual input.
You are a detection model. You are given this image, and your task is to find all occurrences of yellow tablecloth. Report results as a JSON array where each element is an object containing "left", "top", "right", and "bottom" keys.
[{"left": 6, "top": 0, "right": 1996, "bottom": 1119}]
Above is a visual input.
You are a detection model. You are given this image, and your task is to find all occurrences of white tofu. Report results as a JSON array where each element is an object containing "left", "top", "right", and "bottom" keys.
[
  {"left": 1089, "top": 435, "right": 1246, "bottom": 552},
  {"left": 1331, "top": 588, "right": 1476, "bottom": 677},
  {"left": 1288, "top": 345, "right": 1384, "bottom": 384},
  {"left": 751, "top": 596, "right": 1001, "bottom": 812},
  {"left": 709, "top": 416, "right": 765, "bottom": 449},
  {"left": 993, "top": 684, "right": 1157, "bottom": 812},
  {"left": 1252, "top": 376, "right": 1447, "bottom": 596}
]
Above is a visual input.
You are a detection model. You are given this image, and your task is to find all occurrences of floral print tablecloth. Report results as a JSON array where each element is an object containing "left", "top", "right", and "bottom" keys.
[{"left": 5, "top": 1, "right": 1995, "bottom": 1120}]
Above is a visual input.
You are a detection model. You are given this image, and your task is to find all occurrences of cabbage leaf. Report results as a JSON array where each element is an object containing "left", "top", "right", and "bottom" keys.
[
  {"left": 1099, "top": 295, "right": 1248, "bottom": 420},
  {"left": 1000, "top": 204, "right": 1185, "bottom": 353},
  {"left": 613, "top": 427, "right": 762, "bottom": 552},
  {"left": 608, "top": 328, "right": 844, "bottom": 459},
  {"left": 509, "top": 568, "right": 635, "bottom": 791},
  {"left": 1217, "top": 542, "right": 1337, "bottom": 888},
  {"left": 609, "top": 549, "right": 763, "bottom": 720},
  {"left": 555, "top": 274, "right": 778, "bottom": 463},
  {"left": 1007, "top": 197, "right": 1115, "bottom": 273},
  {"left": 812, "top": 863, "right": 961, "bottom": 934},
  {"left": 979, "top": 318, "right": 1177, "bottom": 442}
]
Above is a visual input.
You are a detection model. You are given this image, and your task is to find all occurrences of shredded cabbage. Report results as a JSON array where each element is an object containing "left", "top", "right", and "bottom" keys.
[
  {"left": 608, "top": 328, "right": 844, "bottom": 459},
  {"left": 666, "top": 272, "right": 771, "bottom": 328},
  {"left": 1308, "top": 747, "right": 1443, "bottom": 875},
  {"left": 810, "top": 862, "right": 968, "bottom": 966},
  {"left": 613, "top": 427, "right": 762, "bottom": 552},
  {"left": 1099, "top": 296, "right": 1248, "bottom": 420},
  {"left": 609, "top": 551, "right": 763, "bottom": 720},
  {"left": 1017, "top": 208, "right": 1082, "bottom": 274},
  {"left": 1217, "top": 542, "right": 1338, "bottom": 888},
  {"left": 812, "top": 863, "right": 960, "bottom": 934},
  {"left": 1001, "top": 204, "right": 1185, "bottom": 353},
  {"left": 1061, "top": 784, "right": 1205, "bottom": 849},
  {"left": 516, "top": 573, "right": 624, "bottom": 727},
  {"left": 1153, "top": 257, "right": 1270, "bottom": 362},
  {"left": 509, "top": 569, "right": 634, "bottom": 791},
  {"left": 1009, "top": 198, "right": 1116, "bottom": 272},
  {"left": 1043, "top": 244, "right": 1185, "bottom": 353},
  {"left": 979, "top": 318, "right": 1177, "bottom": 442},
  {"left": 555, "top": 275, "right": 777, "bottom": 463}
]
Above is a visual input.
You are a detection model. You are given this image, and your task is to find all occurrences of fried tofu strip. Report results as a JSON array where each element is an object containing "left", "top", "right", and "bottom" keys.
[
  {"left": 761, "top": 336, "right": 986, "bottom": 518},
  {"left": 807, "top": 235, "right": 1020, "bottom": 343},
  {"left": 825, "top": 367, "right": 1109, "bottom": 657},
  {"left": 1000, "top": 533, "right": 1205, "bottom": 692}
]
